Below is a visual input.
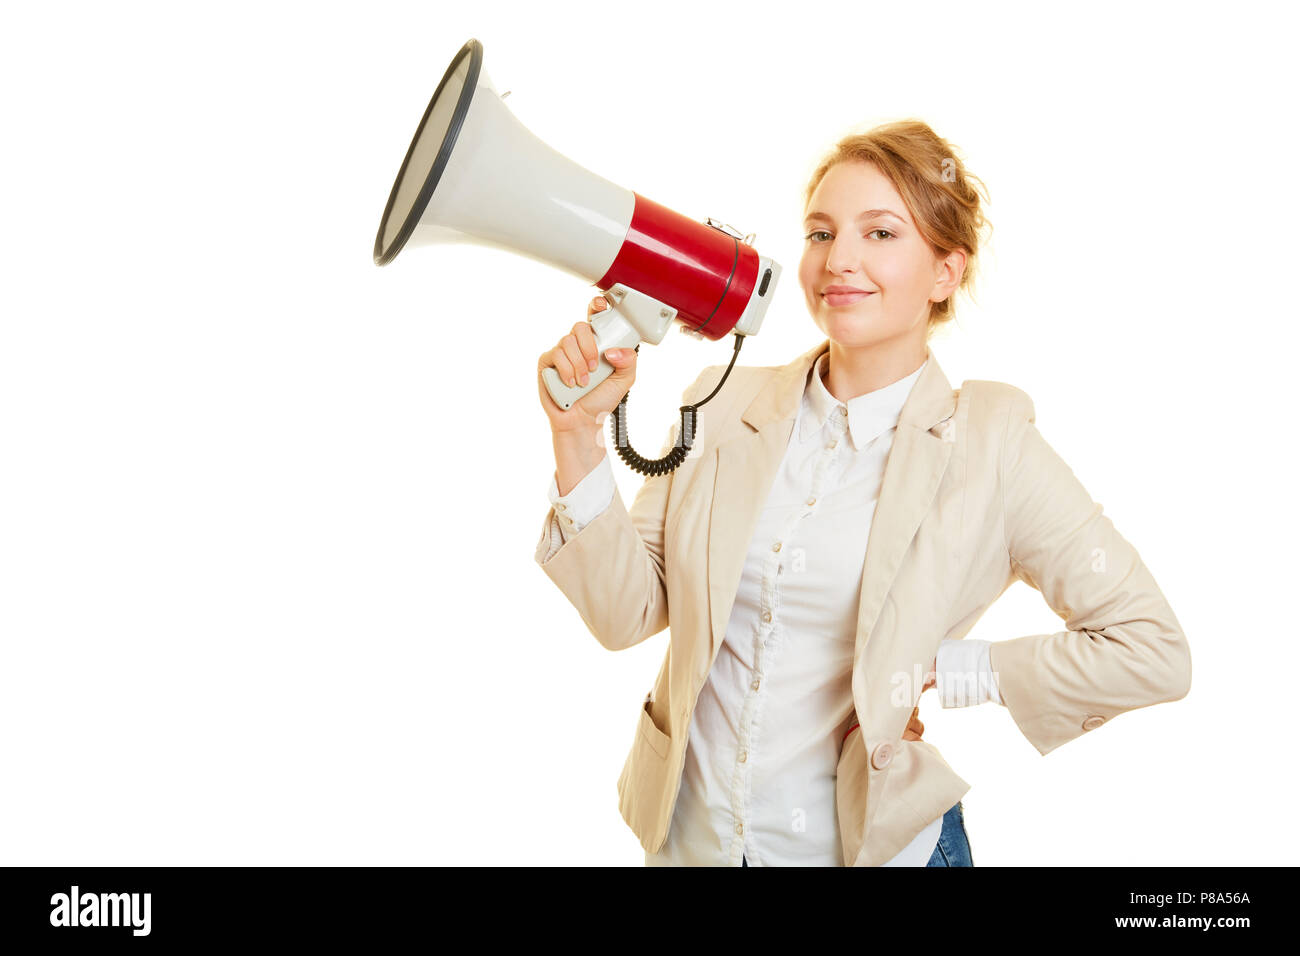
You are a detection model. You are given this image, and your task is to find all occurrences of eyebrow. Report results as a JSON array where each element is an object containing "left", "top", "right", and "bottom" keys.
[{"left": 803, "top": 209, "right": 906, "bottom": 225}]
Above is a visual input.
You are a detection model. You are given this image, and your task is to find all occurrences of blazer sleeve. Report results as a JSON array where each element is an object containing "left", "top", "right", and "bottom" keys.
[
  {"left": 533, "top": 369, "right": 709, "bottom": 652},
  {"left": 988, "top": 388, "right": 1191, "bottom": 756}
]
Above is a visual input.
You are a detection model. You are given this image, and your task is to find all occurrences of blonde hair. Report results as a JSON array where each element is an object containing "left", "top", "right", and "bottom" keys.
[{"left": 803, "top": 119, "right": 991, "bottom": 338}]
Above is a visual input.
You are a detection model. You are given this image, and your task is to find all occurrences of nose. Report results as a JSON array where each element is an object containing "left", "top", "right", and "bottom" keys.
[{"left": 824, "top": 231, "right": 861, "bottom": 278}]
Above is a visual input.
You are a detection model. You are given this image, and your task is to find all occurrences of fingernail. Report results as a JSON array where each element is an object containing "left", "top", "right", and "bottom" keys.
[
  {"left": 605, "top": 349, "right": 620, "bottom": 360},
  {"left": 588, "top": 358, "right": 597, "bottom": 371}
]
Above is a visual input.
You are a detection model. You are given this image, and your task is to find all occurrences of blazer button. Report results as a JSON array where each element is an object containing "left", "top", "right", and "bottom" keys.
[
  {"left": 870, "top": 742, "right": 894, "bottom": 770},
  {"left": 1082, "top": 715, "right": 1105, "bottom": 731}
]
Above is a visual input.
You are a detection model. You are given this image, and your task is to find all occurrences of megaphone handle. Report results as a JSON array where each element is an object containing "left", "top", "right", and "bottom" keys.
[{"left": 541, "top": 309, "right": 643, "bottom": 411}]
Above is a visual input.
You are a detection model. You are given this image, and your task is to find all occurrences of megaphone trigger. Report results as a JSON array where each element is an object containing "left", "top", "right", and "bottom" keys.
[{"left": 540, "top": 283, "right": 661, "bottom": 411}]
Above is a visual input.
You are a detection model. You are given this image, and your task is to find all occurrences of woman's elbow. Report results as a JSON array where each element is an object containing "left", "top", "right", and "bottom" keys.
[
  {"left": 590, "top": 599, "right": 668, "bottom": 653},
  {"left": 1156, "top": 625, "right": 1192, "bottom": 703}
]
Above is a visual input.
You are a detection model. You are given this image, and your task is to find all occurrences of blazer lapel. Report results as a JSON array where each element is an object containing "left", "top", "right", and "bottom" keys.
[
  {"left": 851, "top": 360, "right": 957, "bottom": 673},
  {"left": 705, "top": 338, "right": 958, "bottom": 671}
]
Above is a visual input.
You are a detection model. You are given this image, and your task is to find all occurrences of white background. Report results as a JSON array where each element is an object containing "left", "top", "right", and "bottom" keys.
[{"left": 1, "top": 0, "right": 1296, "bottom": 866}]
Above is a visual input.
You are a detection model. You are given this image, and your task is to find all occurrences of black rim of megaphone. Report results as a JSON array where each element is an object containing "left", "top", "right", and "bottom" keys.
[{"left": 373, "top": 38, "right": 483, "bottom": 266}]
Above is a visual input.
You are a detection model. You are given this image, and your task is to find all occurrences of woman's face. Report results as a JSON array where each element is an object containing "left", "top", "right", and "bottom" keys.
[{"left": 798, "top": 160, "right": 957, "bottom": 353}]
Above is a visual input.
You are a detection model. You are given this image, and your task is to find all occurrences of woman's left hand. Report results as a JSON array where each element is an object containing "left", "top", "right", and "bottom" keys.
[
  {"left": 902, "top": 706, "right": 925, "bottom": 741},
  {"left": 904, "top": 656, "right": 938, "bottom": 741},
  {"left": 922, "top": 656, "right": 937, "bottom": 693}
]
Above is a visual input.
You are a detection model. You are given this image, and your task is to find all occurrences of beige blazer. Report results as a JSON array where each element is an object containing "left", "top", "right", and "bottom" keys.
[{"left": 536, "top": 337, "right": 1191, "bottom": 866}]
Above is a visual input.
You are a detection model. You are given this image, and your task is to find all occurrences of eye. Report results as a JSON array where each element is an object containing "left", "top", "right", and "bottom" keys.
[{"left": 804, "top": 228, "right": 894, "bottom": 242}]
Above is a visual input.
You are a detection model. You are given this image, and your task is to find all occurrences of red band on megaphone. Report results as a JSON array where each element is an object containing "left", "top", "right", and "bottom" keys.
[{"left": 596, "top": 193, "right": 760, "bottom": 341}]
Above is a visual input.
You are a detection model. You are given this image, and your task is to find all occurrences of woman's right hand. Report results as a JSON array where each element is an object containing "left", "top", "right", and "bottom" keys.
[{"left": 537, "top": 294, "right": 638, "bottom": 433}]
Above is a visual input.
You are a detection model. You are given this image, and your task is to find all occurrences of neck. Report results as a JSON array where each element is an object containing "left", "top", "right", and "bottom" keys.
[{"left": 820, "top": 338, "right": 928, "bottom": 403}]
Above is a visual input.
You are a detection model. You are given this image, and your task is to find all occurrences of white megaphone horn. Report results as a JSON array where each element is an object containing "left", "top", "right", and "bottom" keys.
[{"left": 373, "top": 39, "right": 782, "bottom": 474}]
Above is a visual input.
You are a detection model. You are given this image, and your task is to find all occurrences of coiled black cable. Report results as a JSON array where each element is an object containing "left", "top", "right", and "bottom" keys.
[
  {"left": 610, "top": 331, "right": 745, "bottom": 476},
  {"left": 609, "top": 228, "right": 746, "bottom": 477}
]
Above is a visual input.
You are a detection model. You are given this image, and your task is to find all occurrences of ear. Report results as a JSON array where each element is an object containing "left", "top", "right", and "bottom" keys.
[{"left": 930, "top": 247, "right": 968, "bottom": 304}]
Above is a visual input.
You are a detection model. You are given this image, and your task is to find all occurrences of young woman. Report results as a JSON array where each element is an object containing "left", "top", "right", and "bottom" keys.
[{"left": 534, "top": 120, "right": 1190, "bottom": 866}]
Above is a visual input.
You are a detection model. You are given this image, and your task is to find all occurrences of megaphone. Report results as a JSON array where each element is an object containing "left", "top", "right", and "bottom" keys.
[{"left": 373, "top": 39, "right": 782, "bottom": 473}]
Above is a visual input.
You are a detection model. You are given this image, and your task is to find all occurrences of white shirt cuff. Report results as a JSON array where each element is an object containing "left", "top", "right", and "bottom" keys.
[
  {"left": 935, "top": 638, "right": 1004, "bottom": 707},
  {"left": 547, "top": 453, "right": 615, "bottom": 540}
]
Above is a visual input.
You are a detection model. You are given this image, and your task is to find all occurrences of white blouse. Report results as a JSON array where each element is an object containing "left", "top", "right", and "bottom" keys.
[{"left": 543, "top": 350, "right": 1004, "bottom": 866}]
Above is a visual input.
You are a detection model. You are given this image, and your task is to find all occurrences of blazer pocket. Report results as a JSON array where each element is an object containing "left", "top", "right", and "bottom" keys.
[{"left": 638, "top": 697, "right": 671, "bottom": 759}]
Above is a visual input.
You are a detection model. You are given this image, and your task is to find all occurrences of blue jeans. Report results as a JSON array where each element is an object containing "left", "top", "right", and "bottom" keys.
[
  {"left": 924, "top": 801, "right": 973, "bottom": 866},
  {"left": 739, "top": 801, "right": 971, "bottom": 866}
]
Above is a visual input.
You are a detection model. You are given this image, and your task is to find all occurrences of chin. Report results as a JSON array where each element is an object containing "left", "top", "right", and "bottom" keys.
[{"left": 814, "top": 312, "right": 887, "bottom": 345}]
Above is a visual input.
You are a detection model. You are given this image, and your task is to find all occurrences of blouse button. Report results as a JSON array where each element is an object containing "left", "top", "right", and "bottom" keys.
[
  {"left": 762, "top": 610, "right": 772, "bottom": 623},
  {"left": 738, "top": 750, "right": 747, "bottom": 762},
  {"left": 736, "top": 822, "right": 744, "bottom": 835},
  {"left": 806, "top": 497, "right": 816, "bottom": 506},
  {"left": 827, "top": 439, "right": 838, "bottom": 449},
  {"left": 556, "top": 503, "right": 566, "bottom": 511},
  {"left": 751, "top": 679, "right": 760, "bottom": 690},
  {"left": 772, "top": 542, "right": 782, "bottom": 552}
]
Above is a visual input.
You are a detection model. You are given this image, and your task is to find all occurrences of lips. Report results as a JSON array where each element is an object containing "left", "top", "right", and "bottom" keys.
[{"left": 822, "top": 290, "right": 875, "bottom": 307}]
